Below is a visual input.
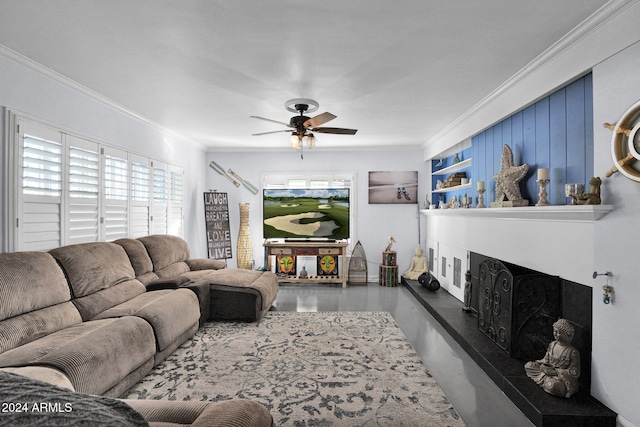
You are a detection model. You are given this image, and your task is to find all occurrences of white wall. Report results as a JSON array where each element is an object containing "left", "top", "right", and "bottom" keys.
[
  {"left": 591, "top": 40, "right": 640, "bottom": 427},
  {"left": 0, "top": 53, "right": 209, "bottom": 254},
  {"left": 205, "top": 150, "right": 427, "bottom": 279}
]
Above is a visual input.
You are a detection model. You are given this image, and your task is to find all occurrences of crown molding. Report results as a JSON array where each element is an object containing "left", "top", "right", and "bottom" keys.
[
  {"left": 0, "top": 44, "right": 205, "bottom": 151},
  {"left": 423, "top": 0, "right": 640, "bottom": 160}
]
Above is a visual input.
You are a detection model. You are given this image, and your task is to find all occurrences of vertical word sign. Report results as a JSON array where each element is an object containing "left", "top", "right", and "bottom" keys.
[{"left": 204, "top": 192, "right": 232, "bottom": 259}]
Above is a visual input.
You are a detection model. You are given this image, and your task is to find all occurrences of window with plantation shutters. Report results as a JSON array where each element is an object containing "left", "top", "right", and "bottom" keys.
[
  {"left": 19, "top": 124, "right": 63, "bottom": 251},
  {"left": 130, "top": 155, "right": 151, "bottom": 238},
  {"left": 5, "top": 112, "right": 184, "bottom": 252},
  {"left": 152, "top": 162, "right": 168, "bottom": 234},
  {"left": 103, "top": 148, "right": 128, "bottom": 240},
  {"left": 168, "top": 166, "right": 184, "bottom": 237},
  {"left": 67, "top": 136, "right": 100, "bottom": 244}
]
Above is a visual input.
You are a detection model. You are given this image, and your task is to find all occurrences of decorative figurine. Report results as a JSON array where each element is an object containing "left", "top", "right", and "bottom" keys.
[
  {"left": 524, "top": 318, "right": 580, "bottom": 398},
  {"left": 403, "top": 246, "right": 428, "bottom": 280},
  {"left": 385, "top": 236, "right": 396, "bottom": 252},
  {"left": 462, "top": 270, "right": 473, "bottom": 313},
  {"left": 299, "top": 266, "right": 308, "bottom": 279},
  {"left": 461, "top": 193, "right": 469, "bottom": 208},
  {"left": 571, "top": 177, "right": 602, "bottom": 205},
  {"left": 453, "top": 153, "right": 461, "bottom": 164},
  {"left": 491, "top": 144, "right": 529, "bottom": 207}
]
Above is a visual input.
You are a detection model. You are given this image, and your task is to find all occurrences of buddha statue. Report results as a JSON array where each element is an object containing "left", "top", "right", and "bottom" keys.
[
  {"left": 403, "top": 246, "right": 428, "bottom": 280},
  {"left": 524, "top": 318, "right": 580, "bottom": 398}
]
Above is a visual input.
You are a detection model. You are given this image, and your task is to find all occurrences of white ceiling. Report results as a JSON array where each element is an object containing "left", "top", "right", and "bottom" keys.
[{"left": 0, "top": 1, "right": 611, "bottom": 152}]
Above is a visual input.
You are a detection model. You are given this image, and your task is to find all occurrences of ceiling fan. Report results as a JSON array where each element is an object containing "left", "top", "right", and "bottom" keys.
[{"left": 251, "top": 98, "right": 357, "bottom": 157}]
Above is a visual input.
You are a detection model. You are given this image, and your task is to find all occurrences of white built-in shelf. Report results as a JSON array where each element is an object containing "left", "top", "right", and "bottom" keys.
[
  {"left": 432, "top": 183, "right": 473, "bottom": 193},
  {"left": 420, "top": 204, "right": 613, "bottom": 222},
  {"left": 432, "top": 158, "right": 472, "bottom": 175}
]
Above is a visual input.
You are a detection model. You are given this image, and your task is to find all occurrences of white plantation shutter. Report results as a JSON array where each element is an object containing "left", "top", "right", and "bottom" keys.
[
  {"left": 103, "top": 147, "right": 128, "bottom": 240},
  {"left": 130, "top": 155, "right": 151, "bottom": 238},
  {"left": 6, "top": 112, "right": 186, "bottom": 252},
  {"left": 66, "top": 136, "right": 100, "bottom": 244},
  {"left": 152, "top": 161, "right": 168, "bottom": 234},
  {"left": 168, "top": 166, "right": 184, "bottom": 237},
  {"left": 18, "top": 121, "right": 63, "bottom": 251}
]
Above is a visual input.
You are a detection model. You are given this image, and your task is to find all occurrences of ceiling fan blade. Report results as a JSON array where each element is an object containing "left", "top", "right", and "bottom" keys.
[
  {"left": 250, "top": 116, "right": 292, "bottom": 127},
  {"left": 303, "top": 112, "right": 336, "bottom": 128},
  {"left": 252, "top": 130, "right": 294, "bottom": 136},
  {"left": 312, "top": 127, "right": 358, "bottom": 135}
]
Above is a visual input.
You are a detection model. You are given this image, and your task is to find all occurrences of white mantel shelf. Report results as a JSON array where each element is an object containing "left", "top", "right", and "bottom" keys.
[{"left": 420, "top": 204, "right": 613, "bottom": 222}]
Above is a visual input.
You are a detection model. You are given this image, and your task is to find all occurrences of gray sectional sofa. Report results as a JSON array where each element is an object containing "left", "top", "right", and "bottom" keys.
[{"left": 0, "top": 235, "right": 278, "bottom": 426}]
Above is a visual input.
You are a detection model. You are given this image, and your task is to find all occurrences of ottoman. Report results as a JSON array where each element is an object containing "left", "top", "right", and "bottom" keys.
[{"left": 204, "top": 269, "right": 279, "bottom": 322}]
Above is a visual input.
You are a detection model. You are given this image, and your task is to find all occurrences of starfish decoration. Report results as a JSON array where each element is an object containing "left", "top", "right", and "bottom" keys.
[{"left": 493, "top": 144, "right": 529, "bottom": 203}]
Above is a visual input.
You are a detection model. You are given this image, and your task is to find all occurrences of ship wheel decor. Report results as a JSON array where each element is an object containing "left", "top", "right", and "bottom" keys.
[
  {"left": 348, "top": 240, "right": 368, "bottom": 286},
  {"left": 603, "top": 99, "right": 640, "bottom": 182}
]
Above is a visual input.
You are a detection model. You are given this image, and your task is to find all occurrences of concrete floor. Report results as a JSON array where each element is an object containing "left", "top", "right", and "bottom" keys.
[{"left": 273, "top": 282, "right": 534, "bottom": 427}]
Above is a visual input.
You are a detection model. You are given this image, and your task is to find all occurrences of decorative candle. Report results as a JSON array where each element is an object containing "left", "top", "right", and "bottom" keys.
[
  {"left": 477, "top": 181, "right": 485, "bottom": 191},
  {"left": 537, "top": 168, "right": 549, "bottom": 181}
]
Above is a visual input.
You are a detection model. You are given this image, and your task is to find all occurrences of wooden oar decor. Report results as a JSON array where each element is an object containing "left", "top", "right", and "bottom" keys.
[
  {"left": 209, "top": 160, "right": 259, "bottom": 194},
  {"left": 209, "top": 160, "right": 240, "bottom": 187}
]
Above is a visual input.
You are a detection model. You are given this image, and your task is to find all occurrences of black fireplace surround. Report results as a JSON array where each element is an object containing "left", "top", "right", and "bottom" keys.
[{"left": 403, "top": 251, "right": 616, "bottom": 427}]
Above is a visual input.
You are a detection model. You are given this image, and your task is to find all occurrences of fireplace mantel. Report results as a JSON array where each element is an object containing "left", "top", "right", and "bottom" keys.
[{"left": 420, "top": 204, "right": 613, "bottom": 222}]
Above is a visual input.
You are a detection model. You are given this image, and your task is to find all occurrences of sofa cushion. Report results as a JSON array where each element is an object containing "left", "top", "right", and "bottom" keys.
[
  {"left": 71, "top": 279, "right": 147, "bottom": 321},
  {"left": 0, "top": 366, "right": 75, "bottom": 391},
  {"left": 93, "top": 289, "right": 200, "bottom": 352},
  {"left": 49, "top": 242, "right": 148, "bottom": 320},
  {"left": 0, "top": 317, "right": 156, "bottom": 396},
  {"left": 0, "top": 252, "right": 72, "bottom": 320},
  {"left": 138, "top": 235, "right": 190, "bottom": 276},
  {"left": 0, "top": 252, "right": 83, "bottom": 354},
  {"left": 206, "top": 270, "right": 278, "bottom": 313},
  {"left": 0, "top": 302, "right": 82, "bottom": 354},
  {"left": 49, "top": 242, "right": 137, "bottom": 298},
  {"left": 114, "top": 238, "right": 155, "bottom": 277}
]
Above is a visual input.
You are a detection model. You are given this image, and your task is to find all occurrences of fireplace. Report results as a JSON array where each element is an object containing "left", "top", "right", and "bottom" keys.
[
  {"left": 476, "top": 257, "right": 561, "bottom": 361},
  {"left": 470, "top": 252, "right": 593, "bottom": 392},
  {"left": 418, "top": 210, "right": 615, "bottom": 426}
]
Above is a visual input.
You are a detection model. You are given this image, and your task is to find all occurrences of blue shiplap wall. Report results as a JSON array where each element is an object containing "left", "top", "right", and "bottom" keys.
[{"left": 471, "top": 74, "right": 593, "bottom": 206}]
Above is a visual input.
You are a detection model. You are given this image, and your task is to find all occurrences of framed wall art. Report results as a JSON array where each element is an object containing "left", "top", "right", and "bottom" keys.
[
  {"left": 317, "top": 254, "right": 339, "bottom": 276},
  {"left": 368, "top": 171, "right": 418, "bottom": 204},
  {"left": 276, "top": 255, "right": 297, "bottom": 276}
]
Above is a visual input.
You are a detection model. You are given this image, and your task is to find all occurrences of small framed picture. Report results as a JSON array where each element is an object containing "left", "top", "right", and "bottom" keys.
[
  {"left": 317, "top": 255, "right": 338, "bottom": 276},
  {"left": 368, "top": 171, "right": 418, "bottom": 204},
  {"left": 276, "top": 255, "right": 297, "bottom": 276}
]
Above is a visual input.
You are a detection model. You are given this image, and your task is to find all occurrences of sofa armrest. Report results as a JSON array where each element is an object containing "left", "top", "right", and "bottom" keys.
[
  {"left": 186, "top": 258, "right": 227, "bottom": 271},
  {"left": 146, "top": 276, "right": 190, "bottom": 291}
]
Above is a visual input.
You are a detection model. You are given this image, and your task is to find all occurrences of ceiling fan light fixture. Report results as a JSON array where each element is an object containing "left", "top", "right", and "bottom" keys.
[
  {"left": 251, "top": 99, "right": 356, "bottom": 154},
  {"left": 290, "top": 133, "right": 302, "bottom": 149},
  {"left": 303, "top": 133, "right": 315, "bottom": 149}
]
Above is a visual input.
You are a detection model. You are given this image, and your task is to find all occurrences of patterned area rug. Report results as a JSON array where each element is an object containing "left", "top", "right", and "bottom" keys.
[{"left": 123, "top": 311, "right": 465, "bottom": 426}]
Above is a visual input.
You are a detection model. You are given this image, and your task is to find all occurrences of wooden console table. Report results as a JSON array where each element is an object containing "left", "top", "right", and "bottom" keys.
[{"left": 263, "top": 241, "right": 349, "bottom": 288}]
